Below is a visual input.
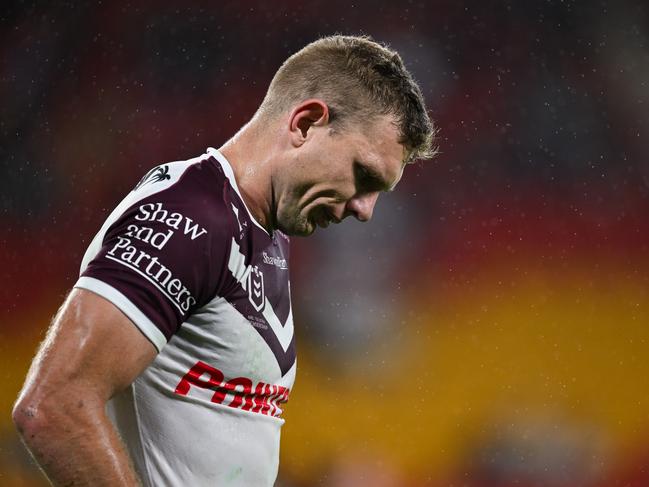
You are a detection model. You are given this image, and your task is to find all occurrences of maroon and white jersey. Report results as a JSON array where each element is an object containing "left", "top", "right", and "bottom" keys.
[{"left": 74, "top": 148, "right": 296, "bottom": 486}]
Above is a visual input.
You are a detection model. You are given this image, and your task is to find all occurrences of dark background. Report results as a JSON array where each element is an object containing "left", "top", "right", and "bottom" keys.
[{"left": 2, "top": 1, "right": 648, "bottom": 485}]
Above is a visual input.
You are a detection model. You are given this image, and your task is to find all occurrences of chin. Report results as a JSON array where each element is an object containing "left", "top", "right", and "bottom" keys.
[
  {"left": 293, "top": 223, "right": 316, "bottom": 237},
  {"left": 277, "top": 217, "right": 314, "bottom": 237},
  {"left": 298, "top": 222, "right": 317, "bottom": 237}
]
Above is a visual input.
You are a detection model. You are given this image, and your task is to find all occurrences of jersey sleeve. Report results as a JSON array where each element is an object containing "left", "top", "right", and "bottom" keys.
[{"left": 74, "top": 160, "right": 234, "bottom": 352}]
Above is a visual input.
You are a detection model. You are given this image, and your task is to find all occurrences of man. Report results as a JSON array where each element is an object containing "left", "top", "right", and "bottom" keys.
[{"left": 13, "top": 35, "right": 435, "bottom": 486}]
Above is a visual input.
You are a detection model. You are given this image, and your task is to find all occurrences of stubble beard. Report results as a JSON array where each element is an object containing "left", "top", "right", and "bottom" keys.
[
  {"left": 276, "top": 203, "right": 314, "bottom": 237},
  {"left": 275, "top": 184, "right": 318, "bottom": 236}
]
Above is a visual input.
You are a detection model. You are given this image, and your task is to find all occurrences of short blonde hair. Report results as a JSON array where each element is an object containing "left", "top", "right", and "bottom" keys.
[{"left": 259, "top": 35, "right": 437, "bottom": 163}]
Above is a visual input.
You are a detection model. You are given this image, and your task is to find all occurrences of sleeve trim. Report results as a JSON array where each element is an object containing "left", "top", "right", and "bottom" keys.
[{"left": 74, "top": 276, "right": 167, "bottom": 352}]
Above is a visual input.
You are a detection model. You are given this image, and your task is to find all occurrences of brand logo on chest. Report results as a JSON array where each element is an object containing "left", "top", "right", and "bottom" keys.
[{"left": 262, "top": 251, "right": 288, "bottom": 270}]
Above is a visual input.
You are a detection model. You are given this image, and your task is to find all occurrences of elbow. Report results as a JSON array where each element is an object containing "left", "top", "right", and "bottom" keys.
[
  {"left": 12, "top": 394, "right": 45, "bottom": 442},
  {"left": 12, "top": 388, "right": 59, "bottom": 447},
  {"left": 13, "top": 386, "right": 103, "bottom": 445}
]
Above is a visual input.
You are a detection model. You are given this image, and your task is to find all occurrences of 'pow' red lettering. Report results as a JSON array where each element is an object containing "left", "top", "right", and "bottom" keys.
[
  {"left": 174, "top": 361, "right": 224, "bottom": 396},
  {"left": 174, "top": 361, "right": 290, "bottom": 418},
  {"left": 213, "top": 377, "right": 253, "bottom": 409}
]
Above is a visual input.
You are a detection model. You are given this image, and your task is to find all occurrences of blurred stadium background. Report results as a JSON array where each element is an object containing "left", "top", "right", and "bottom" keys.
[{"left": 2, "top": 1, "right": 649, "bottom": 485}]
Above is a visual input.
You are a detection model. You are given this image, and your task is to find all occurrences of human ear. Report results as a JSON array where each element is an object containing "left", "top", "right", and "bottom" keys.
[{"left": 288, "top": 99, "right": 329, "bottom": 146}]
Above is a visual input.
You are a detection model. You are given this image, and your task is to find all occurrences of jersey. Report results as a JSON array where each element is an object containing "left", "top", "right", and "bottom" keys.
[{"left": 74, "top": 148, "right": 297, "bottom": 486}]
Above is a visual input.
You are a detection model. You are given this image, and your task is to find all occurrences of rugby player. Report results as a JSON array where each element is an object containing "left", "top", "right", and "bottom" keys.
[{"left": 13, "top": 35, "right": 435, "bottom": 486}]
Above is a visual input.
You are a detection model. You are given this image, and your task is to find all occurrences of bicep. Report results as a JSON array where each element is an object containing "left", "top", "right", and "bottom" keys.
[{"left": 22, "top": 288, "right": 157, "bottom": 404}]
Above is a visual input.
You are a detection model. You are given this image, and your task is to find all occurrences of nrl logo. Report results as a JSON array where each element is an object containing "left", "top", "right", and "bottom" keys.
[{"left": 247, "top": 266, "right": 265, "bottom": 312}]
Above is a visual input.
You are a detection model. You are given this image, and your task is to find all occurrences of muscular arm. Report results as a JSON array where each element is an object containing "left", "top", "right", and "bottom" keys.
[{"left": 12, "top": 288, "right": 158, "bottom": 486}]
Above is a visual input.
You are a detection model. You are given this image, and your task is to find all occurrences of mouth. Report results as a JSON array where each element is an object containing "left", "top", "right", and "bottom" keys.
[{"left": 312, "top": 208, "right": 338, "bottom": 229}]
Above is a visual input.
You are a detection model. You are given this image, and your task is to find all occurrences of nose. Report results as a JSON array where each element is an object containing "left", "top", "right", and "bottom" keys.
[{"left": 345, "top": 192, "right": 380, "bottom": 222}]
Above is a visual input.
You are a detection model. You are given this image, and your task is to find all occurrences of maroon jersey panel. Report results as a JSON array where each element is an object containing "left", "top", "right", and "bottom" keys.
[{"left": 81, "top": 159, "right": 234, "bottom": 340}]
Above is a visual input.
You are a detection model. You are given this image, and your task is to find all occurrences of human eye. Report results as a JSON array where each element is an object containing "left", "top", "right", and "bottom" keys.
[{"left": 354, "top": 161, "right": 384, "bottom": 193}]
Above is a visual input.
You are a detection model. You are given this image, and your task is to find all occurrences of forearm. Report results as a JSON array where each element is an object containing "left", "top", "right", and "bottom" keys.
[{"left": 13, "top": 397, "right": 141, "bottom": 486}]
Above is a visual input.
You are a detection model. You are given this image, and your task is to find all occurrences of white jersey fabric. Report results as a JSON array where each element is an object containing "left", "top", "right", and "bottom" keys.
[{"left": 74, "top": 148, "right": 296, "bottom": 486}]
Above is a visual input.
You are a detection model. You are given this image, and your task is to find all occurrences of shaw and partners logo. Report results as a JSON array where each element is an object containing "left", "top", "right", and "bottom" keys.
[
  {"left": 262, "top": 251, "right": 287, "bottom": 270},
  {"left": 175, "top": 361, "right": 290, "bottom": 418},
  {"left": 106, "top": 202, "right": 208, "bottom": 313}
]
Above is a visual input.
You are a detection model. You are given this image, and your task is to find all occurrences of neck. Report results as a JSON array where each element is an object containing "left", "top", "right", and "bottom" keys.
[{"left": 219, "top": 117, "right": 279, "bottom": 233}]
